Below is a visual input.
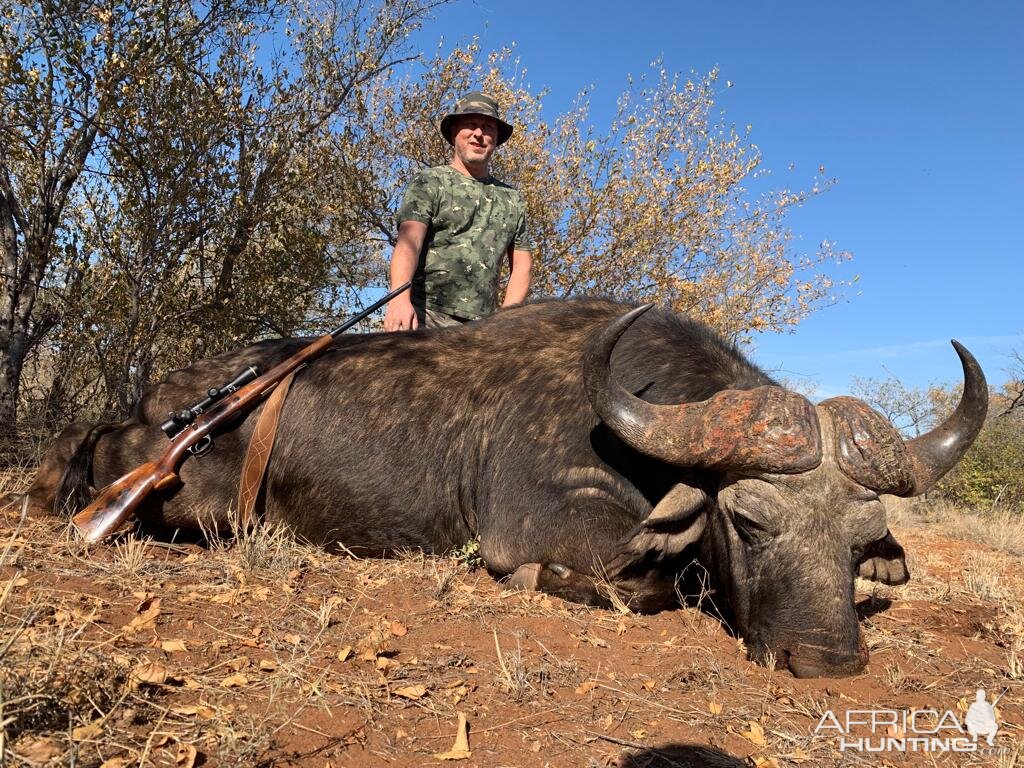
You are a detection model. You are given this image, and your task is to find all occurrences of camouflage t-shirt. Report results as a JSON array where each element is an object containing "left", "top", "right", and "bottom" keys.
[{"left": 396, "top": 165, "right": 533, "bottom": 320}]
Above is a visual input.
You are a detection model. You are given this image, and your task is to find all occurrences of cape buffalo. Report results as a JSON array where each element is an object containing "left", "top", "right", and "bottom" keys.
[{"left": 21, "top": 298, "right": 987, "bottom": 678}]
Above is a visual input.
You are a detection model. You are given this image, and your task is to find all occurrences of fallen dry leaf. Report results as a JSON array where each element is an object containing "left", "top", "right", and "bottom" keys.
[
  {"left": 284, "top": 633, "right": 302, "bottom": 645},
  {"left": 357, "top": 627, "right": 389, "bottom": 661},
  {"left": 171, "top": 704, "right": 216, "bottom": 719},
  {"left": 432, "top": 711, "right": 471, "bottom": 761},
  {"left": 99, "top": 757, "right": 131, "bottom": 768},
  {"left": 220, "top": 673, "right": 248, "bottom": 688},
  {"left": 174, "top": 741, "right": 198, "bottom": 768},
  {"left": 394, "top": 684, "right": 427, "bottom": 700},
  {"left": 337, "top": 645, "right": 353, "bottom": 662},
  {"left": 17, "top": 736, "right": 62, "bottom": 763},
  {"left": 708, "top": 701, "right": 723, "bottom": 715},
  {"left": 389, "top": 620, "right": 408, "bottom": 637},
  {"left": 126, "top": 598, "right": 161, "bottom": 631},
  {"left": 259, "top": 659, "right": 278, "bottom": 672},
  {"left": 743, "top": 721, "right": 768, "bottom": 747},
  {"left": 161, "top": 639, "right": 188, "bottom": 653},
  {"left": 131, "top": 661, "right": 168, "bottom": 686},
  {"left": 575, "top": 680, "right": 599, "bottom": 695},
  {"left": 71, "top": 720, "right": 104, "bottom": 741}
]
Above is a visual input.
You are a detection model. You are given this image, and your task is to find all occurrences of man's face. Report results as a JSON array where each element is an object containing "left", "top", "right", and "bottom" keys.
[{"left": 451, "top": 114, "right": 499, "bottom": 168}]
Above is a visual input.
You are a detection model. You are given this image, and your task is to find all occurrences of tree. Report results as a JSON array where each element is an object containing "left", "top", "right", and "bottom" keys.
[
  {"left": 1002, "top": 347, "right": 1024, "bottom": 415},
  {"left": 0, "top": 0, "right": 270, "bottom": 437},
  {"left": 1, "top": 0, "right": 443, "bottom": 434},
  {"left": 356, "top": 43, "right": 850, "bottom": 339},
  {"left": 849, "top": 372, "right": 941, "bottom": 437}
]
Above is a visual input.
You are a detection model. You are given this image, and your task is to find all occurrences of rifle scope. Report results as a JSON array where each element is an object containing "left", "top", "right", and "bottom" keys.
[{"left": 160, "top": 365, "right": 259, "bottom": 439}]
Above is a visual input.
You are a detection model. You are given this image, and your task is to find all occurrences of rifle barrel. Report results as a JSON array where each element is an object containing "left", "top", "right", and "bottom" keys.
[{"left": 329, "top": 281, "right": 411, "bottom": 338}]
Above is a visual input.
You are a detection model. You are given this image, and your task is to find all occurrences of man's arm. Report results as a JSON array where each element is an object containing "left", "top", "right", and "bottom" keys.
[
  {"left": 384, "top": 220, "right": 428, "bottom": 331},
  {"left": 501, "top": 247, "right": 533, "bottom": 307}
]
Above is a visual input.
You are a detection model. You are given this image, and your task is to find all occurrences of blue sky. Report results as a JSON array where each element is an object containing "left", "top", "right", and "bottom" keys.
[{"left": 408, "top": 0, "right": 1022, "bottom": 397}]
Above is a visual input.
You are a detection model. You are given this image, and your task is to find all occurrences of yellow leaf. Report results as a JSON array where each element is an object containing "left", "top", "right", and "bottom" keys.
[
  {"left": 127, "top": 599, "right": 161, "bottom": 631},
  {"left": 17, "top": 738, "right": 62, "bottom": 763},
  {"left": 708, "top": 701, "right": 723, "bottom": 715},
  {"left": 174, "top": 742, "right": 198, "bottom": 768},
  {"left": 395, "top": 684, "right": 427, "bottom": 700},
  {"left": 389, "top": 620, "right": 408, "bottom": 637},
  {"left": 356, "top": 627, "right": 388, "bottom": 660},
  {"left": 132, "top": 661, "right": 168, "bottom": 686},
  {"left": 575, "top": 680, "right": 599, "bottom": 695},
  {"left": 161, "top": 639, "right": 188, "bottom": 652},
  {"left": 220, "top": 673, "right": 248, "bottom": 688},
  {"left": 171, "top": 704, "right": 216, "bottom": 719},
  {"left": 259, "top": 659, "right": 278, "bottom": 672},
  {"left": 743, "top": 721, "right": 767, "bottom": 747},
  {"left": 337, "top": 645, "right": 353, "bottom": 662},
  {"left": 72, "top": 720, "right": 103, "bottom": 741}
]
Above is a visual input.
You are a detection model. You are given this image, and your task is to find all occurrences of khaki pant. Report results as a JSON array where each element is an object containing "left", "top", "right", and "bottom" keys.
[{"left": 423, "top": 307, "right": 469, "bottom": 329}]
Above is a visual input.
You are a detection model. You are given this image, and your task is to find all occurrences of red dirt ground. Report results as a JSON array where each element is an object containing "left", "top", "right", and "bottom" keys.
[{"left": 2, "top": 494, "right": 1022, "bottom": 767}]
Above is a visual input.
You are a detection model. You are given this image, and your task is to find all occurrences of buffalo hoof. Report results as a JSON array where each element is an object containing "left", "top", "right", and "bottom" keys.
[
  {"left": 505, "top": 562, "right": 573, "bottom": 592},
  {"left": 506, "top": 563, "right": 544, "bottom": 591},
  {"left": 786, "top": 651, "right": 868, "bottom": 679}
]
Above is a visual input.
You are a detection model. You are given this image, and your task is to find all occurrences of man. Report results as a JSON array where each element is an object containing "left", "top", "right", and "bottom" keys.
[{"left": 383, "top": 91, "right": 534, "bottom": 331}]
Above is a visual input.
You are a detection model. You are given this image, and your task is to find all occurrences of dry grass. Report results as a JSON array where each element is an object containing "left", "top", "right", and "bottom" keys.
[{"left": 0, "top": 464, "right": 1022, "bottom": 766}]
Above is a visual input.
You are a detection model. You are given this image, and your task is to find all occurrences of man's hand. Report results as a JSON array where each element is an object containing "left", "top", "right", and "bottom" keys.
[
  {"left": 384, "top": 296, "right": 418, "bottom": 331},
  {"left": 384, "top": 220, "right": 428, "bottom": 332}
]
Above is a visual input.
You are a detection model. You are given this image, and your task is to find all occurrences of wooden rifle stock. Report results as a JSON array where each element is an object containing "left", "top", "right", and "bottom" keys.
[{"left": 71, "top": 282, "right": 411, "bottom": 542}]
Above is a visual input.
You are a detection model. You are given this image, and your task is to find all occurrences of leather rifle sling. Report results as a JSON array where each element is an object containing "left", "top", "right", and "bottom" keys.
[{"left": 236, "top": 370, "right": 298, "bottom": 529}]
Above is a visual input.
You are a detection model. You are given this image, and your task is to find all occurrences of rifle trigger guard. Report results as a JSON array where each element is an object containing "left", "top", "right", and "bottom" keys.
[{"left": 189, "top": 435, "right": 214, "bottom": 457}]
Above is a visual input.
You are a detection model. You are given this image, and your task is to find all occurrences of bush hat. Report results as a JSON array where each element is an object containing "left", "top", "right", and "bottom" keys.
[{"left": 439, "top": 91, "right": 514, "bottom": 146}]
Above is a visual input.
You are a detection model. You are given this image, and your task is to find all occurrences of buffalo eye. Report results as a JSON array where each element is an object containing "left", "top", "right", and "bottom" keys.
[{"left": 731, "top": 509, "right": 776, "bottom": 546}]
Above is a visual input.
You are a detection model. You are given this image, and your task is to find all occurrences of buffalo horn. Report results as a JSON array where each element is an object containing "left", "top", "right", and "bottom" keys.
[
  {"left": 901, "top": 340, "right": 988, "bottom": 496},
  {"left": 582, "top": 306, "right": 822, "bottom": 472}
]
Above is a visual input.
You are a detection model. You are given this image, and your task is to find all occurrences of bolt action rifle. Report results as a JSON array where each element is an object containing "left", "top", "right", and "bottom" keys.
[{"left": 71, "top": 282, "right": 411, "bottom": 542}]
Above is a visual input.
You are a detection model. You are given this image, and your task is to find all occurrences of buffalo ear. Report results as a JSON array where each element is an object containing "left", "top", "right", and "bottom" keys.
[
  {"left": 642, "top": 482, "right": 709, "bottom": 528},
  {"left": 857, "top": 530, "right": 910, "bottom": 585},
  {"left": 625, "top": 482, "right": 709, "bottom": 559}
]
